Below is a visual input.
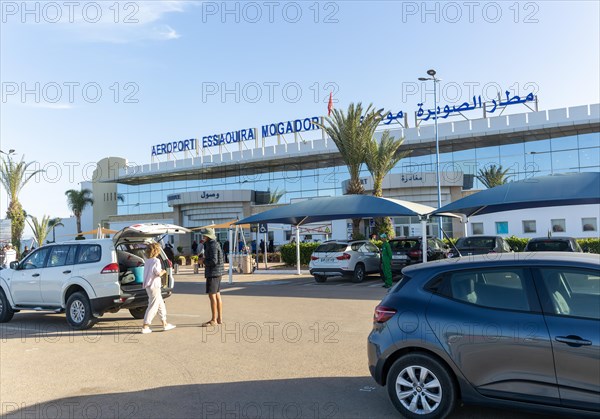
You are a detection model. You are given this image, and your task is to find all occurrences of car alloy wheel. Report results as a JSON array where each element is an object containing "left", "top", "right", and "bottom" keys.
[
  {"left": 395, "top": 365, "right": 442, "bottom": 414},
  {"left": 353, "top": 264, "right": 365, "bottom": 283},
  {"left": 387, "top": 354, "right": 456, "bottom": 418},
  {"left": 70, "top": 300, "right": 86, "bottom": 324}
]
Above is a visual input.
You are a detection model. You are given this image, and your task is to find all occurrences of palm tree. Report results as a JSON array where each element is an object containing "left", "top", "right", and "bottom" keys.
[
  {"left": 365, "top": 130, "right": 411, "bottom": 237},
  {"left": 477, "top": 165, "right": 511, "bottom": 188},
  {"left": 26, "top": 215, "right": 54, "bottom": 247},
  {"left": 48, "top": 217, "right": 64, "bottom": 243},
  {"left": 318, "top": 103, "right": 383, "bottom": 237},
  {"left": 268, "top": 187, "right": 286, "bottom": 204},
  {"left": 0, "top": 155, "right": 44, "bottom": 251},
  {"left": 65, "top": 189, "right": 94, "bottom": 235}
]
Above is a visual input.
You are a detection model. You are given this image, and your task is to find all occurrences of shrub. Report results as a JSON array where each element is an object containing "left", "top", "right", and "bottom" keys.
[
  {"left": 257, "top": 252, "right": 281, "bottom": 263},
  {"left": 280, "top": 243, "right": 320, "bottom": 266},
  {"left": 176, "top": 246, "right": 183, "bottom": 255},
  {"left": 506, "top": 235, "right": 529, "bottom": 252},
  {"left": 578, "top": 238, "right": 600, "bottom": 254},
  {"left": 177, "top": 256, "right": 186, "bottom": 265},
  {"left": 190, "top": 255, "right": 199, "bottom": 263}
]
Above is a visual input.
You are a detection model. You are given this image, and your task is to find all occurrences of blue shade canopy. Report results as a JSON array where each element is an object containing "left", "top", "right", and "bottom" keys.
[
  {"left": 236, "top": 195, "right": 436, "bottom": 226},
  {"left": 432, "top": 172, "right": 600, "bottom": 217}
]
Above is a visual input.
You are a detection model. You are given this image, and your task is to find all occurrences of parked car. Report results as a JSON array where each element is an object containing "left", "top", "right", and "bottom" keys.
[
  {"left": 389, "top": 237, "right": 449, "bottom": 272},
  {"left": 309, "top": 240, "right": 381, "bottom": 283},
  {"left": 0, "top": 223, "right": 189, "bottom": 329},
  {"left": 449, "top": 235, "right": 512, "bottom": 257},
  {"left": 368, "top": 253, "right": 600, "bottom": 418},
  {"left": 524, "top": 236, "right": 583, "bottom": 252}
]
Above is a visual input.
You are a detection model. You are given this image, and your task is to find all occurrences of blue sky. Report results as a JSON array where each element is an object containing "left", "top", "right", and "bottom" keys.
[{"left": 1, "top": 0, "right": 599, "bottom": 220}]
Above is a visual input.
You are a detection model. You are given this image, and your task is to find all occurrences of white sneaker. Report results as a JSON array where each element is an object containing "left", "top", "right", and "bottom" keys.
[
  {"left": 141, "top": 328, "right": 153, "bottom": 334},
  {"left": 163, "top": 324, "right": 176, "bottom": 331}
]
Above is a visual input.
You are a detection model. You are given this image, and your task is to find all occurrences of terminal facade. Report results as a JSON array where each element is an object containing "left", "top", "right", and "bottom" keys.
[{"left": 83, "top": 103, "right": 599, "bottom": 252}]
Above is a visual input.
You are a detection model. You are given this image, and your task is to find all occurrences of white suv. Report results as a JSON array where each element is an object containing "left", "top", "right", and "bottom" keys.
[
  {"left": 0, "top": 223, "right": 189, "bottom": 329},
  {"left": 309, "top": 240, "right": 381, "bottom": 283}
]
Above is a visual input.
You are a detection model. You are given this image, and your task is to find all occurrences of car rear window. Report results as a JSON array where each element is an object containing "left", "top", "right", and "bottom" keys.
[
  {"left": 457, "top": 237, "right": 495, "bottom": 248},
  {"left": 527, "top": 241, "right": 570, "bottom": 251},
  {"left": 314, "top": 243, "right": 347, "bottom": 252},
  {"left": 76, "top": 245, "right": 102, "bottom": 264},
  {"left": 390, "top": 240, "right": 418, "bottom": 251}
]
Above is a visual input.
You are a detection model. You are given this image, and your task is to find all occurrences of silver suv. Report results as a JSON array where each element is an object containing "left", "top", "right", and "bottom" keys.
[
  {"left": 0, "top": 223, "right": 189, "bottom": 329},
  {"left": 309, "top": 240, "right": 381, "bottom": 283}
]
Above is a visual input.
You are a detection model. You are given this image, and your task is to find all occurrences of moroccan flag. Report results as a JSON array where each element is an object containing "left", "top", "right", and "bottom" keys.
[{"left": 327, "top": 92, "right": 333, "bottom": 116}]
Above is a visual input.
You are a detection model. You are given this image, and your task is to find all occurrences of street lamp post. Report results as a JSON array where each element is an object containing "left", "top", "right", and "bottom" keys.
[{"left": 418, "top": 70, "right": 442, "bottom": 239}]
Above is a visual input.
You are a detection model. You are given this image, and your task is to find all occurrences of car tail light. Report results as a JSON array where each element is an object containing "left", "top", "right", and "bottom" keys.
[
  {"left": 101, "top": 263, "right": 119, "bottom": 274},
  {"left": 408, "top": 250, "right": 422, "bottom": 258},
  {"left": 374, "top": 305, "right": 397, "bottom": 323},
  {"left": 310, "top": 256, "right": 319, "bottom": 261},
  {"left": 336, "top": 253, "right": 351, "bottom": 260}
]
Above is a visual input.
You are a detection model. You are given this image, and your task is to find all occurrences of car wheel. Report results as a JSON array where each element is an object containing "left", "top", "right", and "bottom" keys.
[
  {"left": 352, "top": 264, "right": 365, "bottom": 283},
  {"left": 387, "top": 353, "right": 456, "bottom": 419},
  {"left": 66, "top": 292, "right": 95, "bottom": 330},
  {"left": 314, "top": 275, "right": 327, "bottom": 283},
  {"left": 129, "top": 306, "right": 147, "bottom": 319},
  {"left": 0, "top": 288, "right": 15, "bottom": 323}
]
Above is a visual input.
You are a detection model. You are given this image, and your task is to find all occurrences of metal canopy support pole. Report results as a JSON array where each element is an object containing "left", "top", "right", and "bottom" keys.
[
  {"left": 295, "top": 226, "right": 301, "bottom": 275},
  {"left": 228, "top": 226, "right": 233, "bottom": 284},
  {"left": 421, "top": 216, "right": 428, "bottom": 264},
  {"left": 463, "top": 216, "right": 468, "bottom": 238}
]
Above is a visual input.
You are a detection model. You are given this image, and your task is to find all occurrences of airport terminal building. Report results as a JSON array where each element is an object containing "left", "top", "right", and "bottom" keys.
[{"left": 88, "top": 100, "right": 599, "bottom": 251}]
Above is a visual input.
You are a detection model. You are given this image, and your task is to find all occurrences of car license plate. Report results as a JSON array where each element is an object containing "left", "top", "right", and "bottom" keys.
[
  {"left": 392, "top": 255, "right": 408, "bottom": 260},
  {"left": 320, "top": 257, "right": 334, "bottom": 263}
]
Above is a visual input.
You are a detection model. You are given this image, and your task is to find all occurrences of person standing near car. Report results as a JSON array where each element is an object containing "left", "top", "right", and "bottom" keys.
[
  {"left": 141, "top": 242, "right": 176, "bottom": 334},
  {"left": 3, "top": 244, "right": 17, "bottom": 268},
  {"left": 199, "top": 228, "right": 224, "bottom": 326},
  {"left": 380, "top": 234, "right": 393, "bottom": 288}
]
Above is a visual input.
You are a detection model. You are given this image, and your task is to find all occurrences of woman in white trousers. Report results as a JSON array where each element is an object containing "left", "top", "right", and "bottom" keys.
[{"left": 141, "top": 242, "right": 176, "bottom": 334}]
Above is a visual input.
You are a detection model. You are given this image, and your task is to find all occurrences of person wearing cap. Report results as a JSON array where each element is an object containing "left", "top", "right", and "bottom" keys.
[
  {"left": 380, "top": 233, "right": 393, "bottom": 288},
  {"left": 199, "top": 228, "right": 224, "bottom": 326}
]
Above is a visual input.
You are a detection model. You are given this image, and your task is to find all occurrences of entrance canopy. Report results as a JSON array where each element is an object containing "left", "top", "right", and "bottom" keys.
[
  {"left": 237, "top": 195, "right": 438, "bottom": 226},
  {"left": 432, "top": 172, "right": 600, "bottom": 217},
  {"left": 192, "top": 220, "right": 252, "bottom": 230}
]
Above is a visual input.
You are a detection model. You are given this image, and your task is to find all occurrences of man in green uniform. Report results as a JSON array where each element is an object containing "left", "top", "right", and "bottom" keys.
[{"left": 380, "top": 233, "right": 393, "bottom": 288}]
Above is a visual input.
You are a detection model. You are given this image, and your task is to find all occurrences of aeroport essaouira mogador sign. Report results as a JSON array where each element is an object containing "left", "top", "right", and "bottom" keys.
[{"left": 150, "top": 90, "right": 536, "bottom": 157}]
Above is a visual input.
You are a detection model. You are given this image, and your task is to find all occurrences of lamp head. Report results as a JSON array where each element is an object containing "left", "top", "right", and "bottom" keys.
[
  {"left": 427, "top": 69, "right": 436, "bottom": 76},
  {"left": 418, "top": 77, "right": 429, "bottom": 81}
]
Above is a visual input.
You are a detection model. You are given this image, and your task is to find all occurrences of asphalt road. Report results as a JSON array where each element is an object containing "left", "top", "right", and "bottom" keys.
[{"left": 0, "top": 268, "right": 556, "bottom": 418}]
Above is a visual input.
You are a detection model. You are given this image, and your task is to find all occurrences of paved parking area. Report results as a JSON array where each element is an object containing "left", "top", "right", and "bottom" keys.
[{"left": 0, "top": 268, "right": 554, "bottom": 418}]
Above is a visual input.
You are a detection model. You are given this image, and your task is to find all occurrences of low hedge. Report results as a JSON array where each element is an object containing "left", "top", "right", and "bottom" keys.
[
  {"left": 280, "top": 243, "right": 319, "bottom": 266},
  {"left": 577, "top": 238, "right": 600, "bottom": 254},
  {"left": 506, "top": 236, "right": 529, "bottom": 252}
]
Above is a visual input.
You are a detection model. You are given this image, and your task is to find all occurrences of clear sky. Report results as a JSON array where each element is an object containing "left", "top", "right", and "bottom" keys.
[{"left": 1, "top": 0, "right": 599, "bottom": 221}]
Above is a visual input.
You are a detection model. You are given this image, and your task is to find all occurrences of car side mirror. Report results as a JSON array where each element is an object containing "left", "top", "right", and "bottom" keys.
[
  {"left": 582, "top": 246, "right": 590, "bottom": 253},
  {"left": 9, "top": 261, "right": 19, "bottom": 270}
]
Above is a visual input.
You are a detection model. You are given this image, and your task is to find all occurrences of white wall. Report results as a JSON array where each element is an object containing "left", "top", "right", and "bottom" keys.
[{"left": 469, "top": 204, "right": 600, "bottom": 238}]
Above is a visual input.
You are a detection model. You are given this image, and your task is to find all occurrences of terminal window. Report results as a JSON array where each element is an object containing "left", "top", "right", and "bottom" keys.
[
  {"left": 551, "top": 219, "right": 566, "bottom": 233},
  {"left": 522, "top": 220, "right": 536, "bottom": 234},
  {"left": 495, "top": 222, "right": 509, "bottom": 235},
  {"left": 582, "top": 218, "right": 597, "bottom": 232}
]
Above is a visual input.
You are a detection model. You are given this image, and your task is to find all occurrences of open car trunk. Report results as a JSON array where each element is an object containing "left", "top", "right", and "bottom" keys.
[{"left": 112, "top": 223, "right": 190, "bottom": 297}]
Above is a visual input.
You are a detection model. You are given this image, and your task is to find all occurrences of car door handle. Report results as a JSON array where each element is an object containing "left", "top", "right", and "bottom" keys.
[
  {"left": 555, "top": 336, "right": 592, "bottom": 347},
  {"left": 63, "top": 270, "right": 71, "bottom": 274},
  {"left": 32, "top": 273, "right": 40, "bottom": 277}
]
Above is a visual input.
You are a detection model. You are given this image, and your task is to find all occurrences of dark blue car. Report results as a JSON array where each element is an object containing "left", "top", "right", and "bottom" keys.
[{"left": 368, "top": 253, "right": 600, "bottom": 418}]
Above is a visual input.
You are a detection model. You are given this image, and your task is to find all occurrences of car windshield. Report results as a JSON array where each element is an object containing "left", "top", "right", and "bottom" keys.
[
  {"left": 527, "top": 241, "right": 570, "bottom": 251},
  {"left": 456, "top": 237, "right": 495, "bottom": 248},
  {"left": 390, "top": 240, "right": 418, "bottom": 251},
  {"left": 314, "top": 243, "right": 347, "bottom": 253}
]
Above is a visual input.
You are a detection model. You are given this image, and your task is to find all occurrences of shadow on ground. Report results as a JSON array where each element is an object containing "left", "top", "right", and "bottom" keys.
[{"left": 1, "top": 376, "right": 555, "bottom": 419}]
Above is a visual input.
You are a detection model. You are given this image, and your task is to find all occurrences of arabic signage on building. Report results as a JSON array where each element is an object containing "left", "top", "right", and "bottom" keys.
[{"left": 153, "top": 89, "right": 536, "bottom": 156}]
